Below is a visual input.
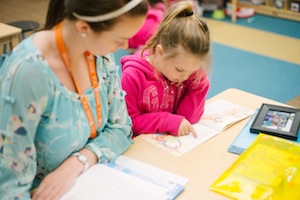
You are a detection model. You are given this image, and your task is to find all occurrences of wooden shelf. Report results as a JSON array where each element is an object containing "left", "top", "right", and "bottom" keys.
[{"left": 238, "top": 1, "right": 300, "bottom": 22}]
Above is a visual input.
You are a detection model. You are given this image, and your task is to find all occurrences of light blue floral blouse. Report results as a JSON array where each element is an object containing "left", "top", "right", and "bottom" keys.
[{"left": 0, "top": 36, "right": 133, "bottom": 200}]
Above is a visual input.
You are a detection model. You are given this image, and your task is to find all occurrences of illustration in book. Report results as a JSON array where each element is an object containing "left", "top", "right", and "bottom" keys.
[{"left": 142, "top": 99, "right": 254, "bottom": 156}]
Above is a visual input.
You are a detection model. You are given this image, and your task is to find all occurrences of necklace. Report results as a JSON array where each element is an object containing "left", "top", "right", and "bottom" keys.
[{"left": 55, "top": 22, "right": 101, "bottom": 138}]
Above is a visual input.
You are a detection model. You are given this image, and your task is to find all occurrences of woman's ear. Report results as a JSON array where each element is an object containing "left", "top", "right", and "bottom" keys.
[{"left": 75, "top": 20, "right": 90, "bottom": 37}]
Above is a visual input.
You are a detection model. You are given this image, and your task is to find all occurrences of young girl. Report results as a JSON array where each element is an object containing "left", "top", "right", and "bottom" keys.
[
  {"left": 121, "top": 1, "right": 211, "bottom": 138},
  {"left": 0, "top": 0, "right": 147, "bottom": 199}
]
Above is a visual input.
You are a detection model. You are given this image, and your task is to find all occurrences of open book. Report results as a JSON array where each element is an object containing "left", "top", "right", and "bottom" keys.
[
  {"left": 61, "top": 156, "right": 188, "bottom": 200},
  {"left": 142, "top": 99, "right": 254, "bottom": 156}
]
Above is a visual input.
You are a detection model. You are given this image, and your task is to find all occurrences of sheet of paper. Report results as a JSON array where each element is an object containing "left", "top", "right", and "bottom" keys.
[
  {"left": 113, "top": 156, "right": 188, "bottom": 199},
  {"left": 61, "top": 156, "right": 187, "bottom": 200},
  {"left": 61, "top": 163, "right": 168, "bottom": 200}
]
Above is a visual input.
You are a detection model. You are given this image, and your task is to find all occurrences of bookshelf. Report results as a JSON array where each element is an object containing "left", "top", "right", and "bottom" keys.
[{"left": 237, "top": 0, "right": 300, "bottom": 22}]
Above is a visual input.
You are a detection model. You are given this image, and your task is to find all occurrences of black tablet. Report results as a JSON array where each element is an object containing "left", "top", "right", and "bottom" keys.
[{"left": 250, "top": 103, "right": 300, "bottom": 140}]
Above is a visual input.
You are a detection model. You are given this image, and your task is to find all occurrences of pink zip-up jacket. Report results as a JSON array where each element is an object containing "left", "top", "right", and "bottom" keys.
[
  {"left": 121, "top": 50, "right": 210, "bottom": 137},
  {"left": 128, "top": 3, "right": 166, "bottom": 49}
]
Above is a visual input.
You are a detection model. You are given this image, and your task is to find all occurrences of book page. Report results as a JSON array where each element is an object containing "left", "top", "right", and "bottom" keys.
[
  {"left": 61, "top": 164, "right": 168, "bottom": 200},
  {"left": 113, "top": 156, "right": 188, "bottom": 199},
  {"left": 198, "top": 99, "right": 254, "bottom": 132},
  {"left": 142, "top": 124, "right": 218, "bottom": 156},
  {"left": 61, "top": 156, "right": 187, "bottom": 200},
  {"left": 142, "top": 99, "right": 253, "bottom": 156}
]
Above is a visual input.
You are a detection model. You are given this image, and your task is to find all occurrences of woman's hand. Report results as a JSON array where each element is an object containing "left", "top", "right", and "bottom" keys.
[
  {"left": 178, "top": 118, "right": 198, "bottom": 138},
  {"left": 32, "top": 157, "right": 81, "bottom": 200},
  {"left": 32, "top": 148, "right": 98, "bottom": 200}
]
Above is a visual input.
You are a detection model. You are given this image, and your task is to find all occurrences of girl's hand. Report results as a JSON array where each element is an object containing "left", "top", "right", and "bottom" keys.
[{"left": 178, "top": 118, "right": 198, "bottom": 138}]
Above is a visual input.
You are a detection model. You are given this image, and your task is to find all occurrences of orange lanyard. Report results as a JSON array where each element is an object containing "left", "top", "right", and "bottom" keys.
[{"left": 55, "top": 22, "right": 101, "bottom": 138}]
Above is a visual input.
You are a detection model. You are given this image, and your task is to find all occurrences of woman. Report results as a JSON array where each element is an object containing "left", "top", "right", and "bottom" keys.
[{"left": 0, "top": 0, "right": 148, "bottom": 199}]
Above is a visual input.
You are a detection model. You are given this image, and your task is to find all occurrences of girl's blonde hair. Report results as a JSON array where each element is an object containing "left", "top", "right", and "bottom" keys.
[{"left": 142, "top": 1, "right": 211, "bottom": 79}]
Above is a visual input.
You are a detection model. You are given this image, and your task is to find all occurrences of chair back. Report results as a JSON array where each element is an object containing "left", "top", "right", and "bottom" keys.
[{"left": 0, "top": 53, "right": 8, "bottom": 68}]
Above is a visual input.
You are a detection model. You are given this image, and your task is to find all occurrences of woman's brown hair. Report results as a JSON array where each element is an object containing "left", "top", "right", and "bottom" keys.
[{"left": 45, "top": 0, "right": 148, "bottom": 32}]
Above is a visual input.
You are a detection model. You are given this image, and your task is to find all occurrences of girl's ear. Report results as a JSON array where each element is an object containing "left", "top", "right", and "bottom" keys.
[{"left": 155, "top": 44, "right": 164, "bottom": 57}]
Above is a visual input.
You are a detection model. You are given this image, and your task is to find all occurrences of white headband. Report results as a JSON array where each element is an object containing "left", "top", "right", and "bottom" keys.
[{"left": 73, "top": 0, "right": 143, "bottom": 22}]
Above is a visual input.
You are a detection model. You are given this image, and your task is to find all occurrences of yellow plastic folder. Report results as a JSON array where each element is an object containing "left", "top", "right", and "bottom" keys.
[{"left": 210, "top": 133, "right": 300, "bottom": 200}]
